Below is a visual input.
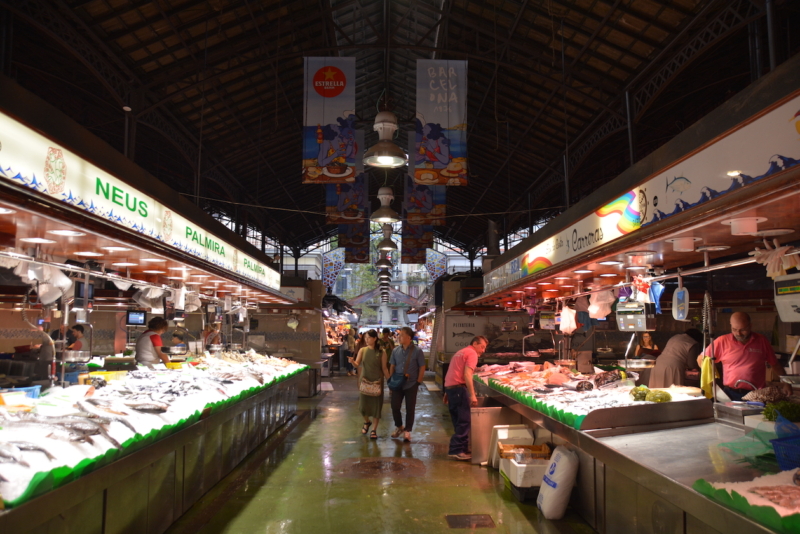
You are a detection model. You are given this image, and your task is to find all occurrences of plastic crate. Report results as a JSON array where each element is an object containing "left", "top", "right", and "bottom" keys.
[
  {"left": 89, "top": 371, "right": 127, "bottom": 382},
  {"left": 0, "top": 385, "right": 41, "bottom": 399},
  {"left": 63, "top": 371, "right": 80, "bottom": 384},
  {"left": 771, "top": 435, "right": 800, "bottom": 471}
]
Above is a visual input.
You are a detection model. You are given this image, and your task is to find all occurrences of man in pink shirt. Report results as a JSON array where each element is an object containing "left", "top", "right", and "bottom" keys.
[
  {"left": 697, "top": 312, "right": 784, "bottom": 401},
  {"left": 444, "top": 336, "right": 488, "bottom": 461}
]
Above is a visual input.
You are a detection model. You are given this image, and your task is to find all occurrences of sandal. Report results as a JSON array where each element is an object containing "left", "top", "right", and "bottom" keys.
[
  {"left": 391, "top": 426, "right": 404, "bottom": 438},
  {"left": 361, "top": 422, "right": 371, "bottom": 434},
  {"left": 370, "top": 430, "right": 378, "bottom": 440}
]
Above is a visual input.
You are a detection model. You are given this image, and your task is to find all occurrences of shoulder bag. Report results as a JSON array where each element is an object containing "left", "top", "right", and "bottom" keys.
[{"left": 387, "top": 346, "right": 412, "bottom": 392}]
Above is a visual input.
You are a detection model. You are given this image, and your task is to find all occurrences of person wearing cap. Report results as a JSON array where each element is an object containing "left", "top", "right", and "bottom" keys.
[{"left": 444, "top": 336, "right": 487, "bottom": 461}]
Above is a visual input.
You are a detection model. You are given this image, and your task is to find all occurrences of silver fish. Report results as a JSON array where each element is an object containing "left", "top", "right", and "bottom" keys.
[
  {"left": 123, "top": 401, "right": 169, "bottom": 414},
  {"left": 77, "top": 400, "right": 137, "bottom": 434},
  {"left": 8, "top": 441, "right": 56, "bottom": 461},
  {"left": 0, "top": 420, "right": 93, "bottom": 444},
  {"left": 0, "top": 442, "right": 30, "bottom": 467},
  {"left": 33, "top": 416, "right": 121, "bottom": 449}
]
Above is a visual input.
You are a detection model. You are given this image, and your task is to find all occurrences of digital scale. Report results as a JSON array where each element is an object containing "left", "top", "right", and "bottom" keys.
[
  {"left": 616, "top": 301, "right": 656, "bottom": 331},
  {"left": 539, "top": 311, "right": 557, "bottom": 330}
]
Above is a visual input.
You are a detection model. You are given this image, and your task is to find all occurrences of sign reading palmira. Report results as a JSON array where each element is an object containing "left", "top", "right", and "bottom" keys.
[{"left": 0, "top": 111, "right": 281, "bottom": 291}]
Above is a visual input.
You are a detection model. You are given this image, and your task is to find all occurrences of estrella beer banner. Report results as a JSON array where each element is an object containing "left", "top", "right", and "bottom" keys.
[
  {"left": 413, "top": 59, "right": 468, "bottom": 186},
  {"left": 401, "top": 224, "right": 433, "bottom": 264},
  {"left": 325, "top": 173, "right": 368, "bottom": 224},
  {"left": 403, "top": 174, "right": 445, "bottom": 226},
  {"left": 303, "top": 57, "right": 358, "bottom": 184}
]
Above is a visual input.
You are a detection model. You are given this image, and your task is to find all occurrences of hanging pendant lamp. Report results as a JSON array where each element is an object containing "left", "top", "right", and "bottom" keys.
[
  {"left": 377, "top": 223, "right": 398, "bottom": 252},
  {"left": 377, "top": 271, "right": 391, "bottom": 281},
  {"left": 375, "top": 252, "right": 392, "bottom": 270},
  {"left": 364, "top": 111, "right": 407, "bottom": 168},
  {"left": 371, "top": 187, "right": 401, "bottom": 224}
]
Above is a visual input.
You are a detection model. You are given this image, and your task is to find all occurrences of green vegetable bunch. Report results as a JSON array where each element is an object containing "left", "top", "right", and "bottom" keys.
[
  {"left": 645, "top": 390, "right": 672, "bottom": 403},
  {"left": 763, "top": 401, "right": 800, "bottom": 422},
  {"left": 630, "top": 386, "right": 649, "bottom": 401}
]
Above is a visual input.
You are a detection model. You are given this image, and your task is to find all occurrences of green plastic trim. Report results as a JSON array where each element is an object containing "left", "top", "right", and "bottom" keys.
[
  {"left": 2, "top": 365, "right": 307, "bottom": 508},
  {"left": 693, "top": 478, "right": 800, "bottom": 533}
]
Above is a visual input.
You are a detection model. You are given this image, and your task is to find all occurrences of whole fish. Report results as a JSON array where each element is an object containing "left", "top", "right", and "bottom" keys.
[
  {"left": 77, "top": 400, "right": 137, "bottom": 435},
  {"left": 0, "top": 442, "right": 29, "bottom": 467},
  {"left": 123, "top": 401, "right": 169, "bottom": 414},
  {"left": 32, "top": 416, "right": 121, "bottom": 449},
  {"left": 8, "top": 441, "right": 56, "bottom": 461},
  {"left": 0, "top": 420, "right": 93, "bottom": 444}
]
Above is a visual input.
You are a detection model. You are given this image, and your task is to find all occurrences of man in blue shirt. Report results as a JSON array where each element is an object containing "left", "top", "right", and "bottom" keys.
[{"left": 388, "top": 326, "right": 427, "bottom": 442}]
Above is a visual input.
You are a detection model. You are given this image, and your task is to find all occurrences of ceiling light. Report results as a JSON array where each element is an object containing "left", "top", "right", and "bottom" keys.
[
  {"left": 19, "top": 237, "right": 56, "bottom": 244},
  {"left": 169, "top": 266, "right": 191, "bottom": 271},
  {"left": 554, "top": 277, "right": 570, "bottom": 280},
  {"left": 665, "top": 237, "right": 702, "bottom": 252},
  {"left": 202, "top": 286, "right": 217, "bottom": 289},
  {"left": 727, "top": 170, "right": 741, "bottom": 177},
  {"left": 167, "top": 276, "right": 186, "bottom": 280},
  {"left": 211, "top": 279, "right": 226, "bottom": 283},
  {"left": 143, "top": 270, "right": 165, "bottom": 274},
  {"left": 750, "top": 228, "right": 794, "bottom": 237},
  {"left": 599, "top": 273, "right": 618, "bottom": 277},
  {"left": 141, "top": 258, "right": 166, "bottom": 263},
  {"left": 376, "top": 253, "right": 392, "bottom": 270},
  {"left": 224, "top": 284, "right": 239, "bottom": 288},
  {"left": 112, "top": 262, "right": 137, "bottom": 267},
  {"left": 364, "top": 111, "right": 406, "bottom": 168},
  {"left": 0, "top": 207, "right": 16, "bottom": 215},
  {"left": 625, "top": 251, "right": 655, "bottom": 257},
  {"left": 696, "top": 245, "right": 731, "bottom": 252},
  {"left": 192, "top": 274, "right": 211, "bottom": 278},
  {"left": 102, "top": 246, "right": 132, "bottom": 252},
  {"left": 573, "top": 269, "right": 593, "bottom": 274},
  {"left": 598, "top": 260, "right": 622, "bottom": 266},
  {"left": 721, "top": 217, "right": 767, "bottom": 235},
  {"left": 370, "top": 187, "right": 400, "bottom": 223},
  {"left": 524, "top": 286, "right": 536, "bottom": 290},
  {"left": 48, "top": 230, "right": 85, "bottom": 237},
  {"left": 626, "top": 266, "right": 647, "bottom": 270},
  {"left": 561, "top": 285, "right": 574, "bottom": 288},
  {"left": 377, "top": 223, "right": 398, "bottom": 252},
  {"left": 537, "top": 282, "right": 552, "bottom": 285},
  {"left": 75, "top": 251, "right": 103, "bottom": 257}
]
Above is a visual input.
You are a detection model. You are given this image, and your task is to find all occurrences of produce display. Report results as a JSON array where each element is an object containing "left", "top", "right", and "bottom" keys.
[
  {"left": 476, "top": 361, "right": 699, "bottom": 429},
  {"left": 0, "top": 351, "right": 306, "bottom": 508},
  {"left": 763, "top": 400, "right": 800, "bottom": 422}
]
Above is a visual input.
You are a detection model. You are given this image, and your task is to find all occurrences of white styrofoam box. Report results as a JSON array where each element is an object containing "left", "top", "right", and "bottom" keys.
[
  {"left": 534, "top": 428, "right": 552, "bottom": 446},
  {"left": 490, "top": 425, "right": 534, "bottom": 469},
  {"left": 744, "top": 415, "right": 776, "bottom": 431},
  {"left": 502, "top": 458, "right": 549, "bottom": 488}
]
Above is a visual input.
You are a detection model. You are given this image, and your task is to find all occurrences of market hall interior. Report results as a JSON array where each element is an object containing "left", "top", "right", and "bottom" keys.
[{"left": 165, "top": 374, "right": 593, "bottom": 534}]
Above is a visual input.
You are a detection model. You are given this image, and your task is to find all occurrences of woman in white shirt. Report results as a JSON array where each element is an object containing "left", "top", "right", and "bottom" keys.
[{"left": 135, "top": 317, "right": 170, "bottom": 366}]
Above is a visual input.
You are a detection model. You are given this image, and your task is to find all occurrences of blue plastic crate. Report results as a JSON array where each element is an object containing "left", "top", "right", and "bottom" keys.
[
  {"left": 770, "top": 434, "right": 800, "bottom": 471},
  {"left": 63, "top": 371, "right": 81, "bottom": 384},
  {"left": 0, "top": 385, "right": 41, "bottom": 399}
]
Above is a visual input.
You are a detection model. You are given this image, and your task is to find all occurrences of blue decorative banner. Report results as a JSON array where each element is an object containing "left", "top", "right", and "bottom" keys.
[
  {"left": 402, "top": 224, "right": 433, "bottom": 264},
  {"left": 326, "top": 173, "right": 368, "bottom": 224},
  {"left": 322, "top": 248, "right": 345, "bottom": 289},
  {"left": 303, "top": 57, "right": 358, "bottom": 184},
  {"left": 413, "top": 59, "right": 468, "bottom": 186},
  {"left": 426, "top": 249, "right": 447, "bottom": 281},
  {"left": 403, "top": 174, "right": 445, "bottom": 226},
  {"left": 338, "top": 222, "right": 370, "bottom": 263}
]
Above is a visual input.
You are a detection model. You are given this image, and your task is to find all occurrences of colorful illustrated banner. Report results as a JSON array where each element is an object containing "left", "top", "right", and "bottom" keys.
[
  {"left": 322, "top": 248, "right": 345, "bottom": 289},
  {"left": 413, "top": 59, "right": 468, "bottom": 186},
  {"left": 402, "top": 224, "right": 433, "bottom": 264},
  {"left": 426, "top": 249, "right": 447, "bottom": 281},
  {"left": 325, "top": 173, "right": 367, "bottom": 224},
  {"left": 0, "top": 112, "right": 281, "bottom": 290},
  {"left": 338, "top": 222, "right": 370, "bottom": 263},
  {"left": 483, "top": 92, "right": 800, "bottom": 293},
  {"left": 302, "top": 57, "right": 359, "bottom": 184},
  {"left": 403, "top": 174, "right": 445, "bottom": 226}
]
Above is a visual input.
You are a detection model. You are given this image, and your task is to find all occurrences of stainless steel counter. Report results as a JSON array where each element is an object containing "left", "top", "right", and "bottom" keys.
[{"left": 477, "top": 382, "right": 781, "bottom": 534}]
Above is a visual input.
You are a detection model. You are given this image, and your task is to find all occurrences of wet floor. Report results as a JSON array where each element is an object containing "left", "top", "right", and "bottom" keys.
[{"left": 166, "top": 374, "right": 595, "bottom": 534}]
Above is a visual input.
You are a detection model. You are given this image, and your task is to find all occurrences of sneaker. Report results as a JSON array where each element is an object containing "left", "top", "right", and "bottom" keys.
[
  {"left": 403, "top": 431, "right": 411, "bottom": 442},
  {"left": 448, "top": 452, "right": 471, "bottom": 461},
  {"left": 391, "top": 426, "right": 404, "bottom": 438}
]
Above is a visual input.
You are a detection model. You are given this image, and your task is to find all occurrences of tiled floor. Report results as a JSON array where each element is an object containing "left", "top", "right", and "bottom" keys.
[{"left": 166, "top": 374, "right": 595, "bottom": 534}]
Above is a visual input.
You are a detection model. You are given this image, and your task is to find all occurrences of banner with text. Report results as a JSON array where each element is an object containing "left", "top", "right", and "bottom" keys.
[
  {"left": 403, "top": 174, "right": 445, "bottom": 226},
  {"left": 0, "top": 112, "right": 280, "bottom": 290},
  {"left": 302, "top": 57, "right": 358, "bottom": 184},
  {"left": 325, "top": 173, "right": 368, "bottom": 224},
  {"left": 413, "top": 59, "right": 468, "bottom": 186}
]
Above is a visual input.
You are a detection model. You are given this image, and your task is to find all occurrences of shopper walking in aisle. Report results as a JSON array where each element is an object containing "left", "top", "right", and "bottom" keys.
[
  {"left": 444, "top": 336, "right": 488, "bottom": 460},
  {"left": 388, "top": 326, "right": 426, "bottom": 442},
  {"left": 380, "top": 328, "right": 395, "bottom": 353},
  {"left": 353, "top": 329, "right": 390, "bottom": 439},
  {"left": 341, "top": 327, "right": 357, "bottom": 376}
]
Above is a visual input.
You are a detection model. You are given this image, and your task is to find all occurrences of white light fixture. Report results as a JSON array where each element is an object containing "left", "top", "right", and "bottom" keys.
[
  {"left": 598, "top": 260, "right": 622, "bottom": 266},
  {"left": 74, "top": 251, "right": 103, "bottom": 257},
  {"left": 665, "top": 237, "right": 702, "bottom": 252},
  {"left": 19, "top": 237, "right": 56, "bottom": 244},
  {"left": 626, "top": 266, "right": 647, "bottom": 270},
  {"left": 376, "top": 253, "right": 392, "bottom": 270},
  {"left": 143, "top": 270, "right": 165, "bottom": 274},
  {"left": 378, "top": 272, "right": 391, "bottom": 281},
  {"left": 377, "top": 223, "right": 398, "bottom": 252},
  {"left": 750, "top": 228, "right": 794, "bottom": 237},
  {"left": 599, "top": 273, "right": 618, "bottom": 277},
  {"left": 626, "top": 250, "right": 656, "bottom": 257},
  {"left": 48, "top": 230, "right": 86, "bottom": 237},
  {"left": 141, "top": 258, "right": 166, "bottom": 263},
  {"left": 0, "top": 207, "right": 16, "bottom": 215},
  {"left": 721, "top": 217, "right": 768, "bottom": 235},
  {"left": 696, "top": 245, "right": 731, "bottom": 252},
  {"left": 573, "top": 269, "right": 593, "bottom": 274},
  {"left": 102, "top": 246, "right": 132, "bottom": 252},
  {"left": 112, "top": 262, "right": 138, "bottom": 267},
  {"left": 371, "top": 187, "right": 401, "bottom": 223},
  {"left": 363, "top": 111, "right": 406, "bottom": 168}
]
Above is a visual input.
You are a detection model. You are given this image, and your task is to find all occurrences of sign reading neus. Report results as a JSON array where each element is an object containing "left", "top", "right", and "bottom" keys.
[{"left": 0, "top": 111, "right": 281, "bottom": 291}]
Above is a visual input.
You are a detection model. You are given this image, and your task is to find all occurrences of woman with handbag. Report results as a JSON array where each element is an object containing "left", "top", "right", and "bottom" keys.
[{"left": 353, "top": 329, "right": 390, "bottom": 439}]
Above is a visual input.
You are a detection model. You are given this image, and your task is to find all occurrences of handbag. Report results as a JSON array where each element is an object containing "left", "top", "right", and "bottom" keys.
[
  {"left": 359, "top": 377, "right": 382, "bottom": 396},
  {"left": 388, "top": 345, "right": 413, "bottom": 392}
]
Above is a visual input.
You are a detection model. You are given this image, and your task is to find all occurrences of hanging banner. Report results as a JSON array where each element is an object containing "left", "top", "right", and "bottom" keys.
[
  {"left": 403, "top": 174, "right": 446, "bottom": 226},
  {"left": 413, "top": 59, "right": 468, "bottom": 186},
  {"left": 339, "top": 222, "right": 370, "bottom": 263},
  {"left": 302, "top": 57, "right": 359, "bottom": 184},
  {"left": 325, "top": 173, "right": 368, "bottom": 224},
  {"left": 402, "top": 224, "right": 433, "bottom": 264},
  {"left": 322, "top": 248, "right": 345, "bottom": 289},
  {"left": 426, "top": 249, "right": 447, "bottom": 281}
]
